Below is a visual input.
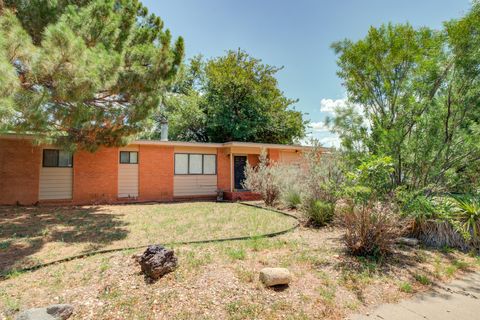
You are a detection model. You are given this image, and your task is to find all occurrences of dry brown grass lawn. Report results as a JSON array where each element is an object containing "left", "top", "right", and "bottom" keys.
[
  {"left": 0, "top": 202, "right": 479, "bottom": 320},
  {"left": 0, "top": 202, "right": 296, "bottom": 273}
]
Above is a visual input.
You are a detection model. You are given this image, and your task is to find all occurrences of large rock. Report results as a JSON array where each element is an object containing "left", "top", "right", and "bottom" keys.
[
  {"left": 136, "top": 245, "right": 178, "bottom": 280},
  {"left": 259, "top": 267, "right": 291, "bottom": 287},
  {"left": 16, "top": 304, "right": 73, "bottom": 320}
]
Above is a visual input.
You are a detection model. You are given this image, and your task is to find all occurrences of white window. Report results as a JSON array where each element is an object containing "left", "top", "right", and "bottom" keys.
[
  {"left": 175, "top": 154, "right": 189, "bottom": 174},
  {"left": 189, "top": 154, "right": 203, "bottom": 174},
  {"left": 174, "top": 154, "right": 217, "bottom": 175},
  {"left": 203, "top": 155, "right": 216, "bottom": 174}
]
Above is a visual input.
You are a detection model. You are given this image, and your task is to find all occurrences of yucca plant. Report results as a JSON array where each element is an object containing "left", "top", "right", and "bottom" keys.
[{"left": 451, "top": 196, "right": 480, "bottom": 243}]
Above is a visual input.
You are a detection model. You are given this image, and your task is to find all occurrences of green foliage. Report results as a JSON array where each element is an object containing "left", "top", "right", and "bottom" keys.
[
  {"left": 347, "top": 155, "right": 394, "bottom": 198},
  {"left": 395, "top": 188, "right": 437, "bottom": 221},
  {"left": 343, "top": 185, "right": 373, "bottom": 205},
  {"left": 305, "top": 199, "right": 334, "bottom": 227},
  {"left": 414, "top": 274, "right": 431, "bottom": 285},
  {"left": 331, "top": 5, "right": 480, "bottom": 193},
  {"left": 451, "top": 196, "right": 480, "bottom": 242},
  {"left": 0, "top": 0, "right": 184, "bottom": 150},
  {"left": 399, "top": 281, "right": 413, "bottom": 293},
  {"left": 203, "top": 50, "right": 306, "bottom": 143},
  {"left": 148, "top": 50, "right": 307, "bottom": 144},
  {"left": 283, "top": 189, "right": 302, "bottom": 209}
]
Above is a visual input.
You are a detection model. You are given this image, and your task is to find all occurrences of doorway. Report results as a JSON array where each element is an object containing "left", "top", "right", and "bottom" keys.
[{"left": 234, "top": 155, "right": 247, "bottom": 190}]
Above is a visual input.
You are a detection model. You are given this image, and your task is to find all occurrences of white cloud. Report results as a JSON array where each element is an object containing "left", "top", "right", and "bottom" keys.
[
  {"left": 320, "top": 97, "right": 365, "bottom": 116},
  {"left": 318, "top": 135, "right": 341, "bottom": 148},
  {"left": 309, "top": 121, "right": 330, "bottom": 133},
  {"left": 320, "top": 98, "right": 348, "bottom": 113}
]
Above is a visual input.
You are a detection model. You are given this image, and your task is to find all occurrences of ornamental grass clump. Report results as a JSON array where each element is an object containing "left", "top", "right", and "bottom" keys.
[
  {"left": 305, "top": 199, "right": 334, "bottom": 227},
  {"left": 339, "top": 199, "right": 403, "bottom": 258},
  {"left": 283, "top": 189, "right": 302, "bottom": 209}
]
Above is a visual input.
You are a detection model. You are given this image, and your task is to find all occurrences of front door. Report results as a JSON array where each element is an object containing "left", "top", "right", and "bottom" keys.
[{"left": 234, "top": 156, "right": 247, "bottom": 190}]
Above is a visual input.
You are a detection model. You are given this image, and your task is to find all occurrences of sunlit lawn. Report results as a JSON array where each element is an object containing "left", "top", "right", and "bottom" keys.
[{"left": 0, "top": 202, "right": 296, "bottom": 273}]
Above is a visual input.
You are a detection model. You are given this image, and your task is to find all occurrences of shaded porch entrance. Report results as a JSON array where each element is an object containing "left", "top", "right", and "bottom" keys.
[{"left": 233, "top": 155, "right": 248, "bottom": 190}]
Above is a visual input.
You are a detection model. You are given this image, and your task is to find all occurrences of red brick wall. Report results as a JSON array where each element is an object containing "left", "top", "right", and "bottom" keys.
[
  {"left": 0, "top": 138, "right": 40, "bottom": 205},
  {"left": 247, "top": 154, "right": 260, "bottom": 167},
  {"left": 73, "top": 147, "right": 118, "bottom": 204},
  {"left": 138, "top": 145, "right": 174, "bottom": 201},
  {"left": 267, "top": 149, "right": 280, "bottom": 163},
  {"left": 217, "top": 147, "right": 231, "bottom": 192}
]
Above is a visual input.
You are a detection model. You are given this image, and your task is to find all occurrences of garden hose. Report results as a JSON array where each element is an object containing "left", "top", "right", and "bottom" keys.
[{"left": 1, "top": 202, "right": 299, "bottom": 279}]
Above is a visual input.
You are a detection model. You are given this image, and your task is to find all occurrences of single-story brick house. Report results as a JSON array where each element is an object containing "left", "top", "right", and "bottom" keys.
[{"left": 0, "top": 134, "right": 322, "bottom": 205}]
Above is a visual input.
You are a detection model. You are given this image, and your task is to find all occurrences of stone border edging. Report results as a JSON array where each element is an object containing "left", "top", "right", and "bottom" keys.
[{"left": 1, "top": 202, "right": 299, "bottom": 278}]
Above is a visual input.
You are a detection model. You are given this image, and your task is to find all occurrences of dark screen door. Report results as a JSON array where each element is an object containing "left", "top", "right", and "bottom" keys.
[{"left": 234, "top": 156, "right": 247, "bottom": 190}]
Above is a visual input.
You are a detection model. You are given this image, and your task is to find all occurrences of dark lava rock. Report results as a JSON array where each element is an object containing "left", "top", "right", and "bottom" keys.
[{"left": 136, "top": 245, "right": 178, "bottom": 280}]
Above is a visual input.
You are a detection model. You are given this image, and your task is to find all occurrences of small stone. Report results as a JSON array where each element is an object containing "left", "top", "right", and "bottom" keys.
[
  {"left": 259, "top": 267, "right": 291, "bottom": 287},
  {"left": 137, "top": 245, "right": 178, "bottom": 280},
  {"left": 16, "top": 304, "right": 74, "bottom": 320},
  {"left": 396, "top": 237, "right": 419, "bottom": 246}
]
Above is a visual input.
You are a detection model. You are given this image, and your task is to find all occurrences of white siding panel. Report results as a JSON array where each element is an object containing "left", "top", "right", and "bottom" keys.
[
  {"left": 39, "top": 167, "right": 73, "bottom": 200},
  {"left": 118, "top": 164, "right": 138, "bottom": 198},
  {"left": 174, "top": 175, "right": 217, "bottom": 196}
]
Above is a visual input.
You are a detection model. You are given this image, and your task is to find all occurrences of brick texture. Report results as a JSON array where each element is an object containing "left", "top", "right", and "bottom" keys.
[
  {"left": 247, "top": 154, "right": 260, "bottom": 167},
  {"left": 0, "top": 138, "right": 40, "bottom": 205},
  {"left": 267, "top": 148, "right": 280, "bottom": 163},
  {"left": 224, "top": 191, "right": 262, "bottom": 201},
  {"left": 138, "top": 145, "right": 174, "bottom": 201},
  {"left": 73, "top": 147, "right": 118, "bottom": 204},
  {"left": 217, "top": 147, "right": 231, "bottom": 192}
]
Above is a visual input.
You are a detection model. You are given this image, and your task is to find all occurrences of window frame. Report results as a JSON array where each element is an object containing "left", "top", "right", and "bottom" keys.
[
  {"left": 119, "top": 151, "right": 139, "bottom": 164},
  {"left": 174, "top": 153, "right": 217, "bottom": 175},
  {"left": 174, "top": 153, "right": 189, "bottom": 175},
  {"left": 42, "top": 149, "right": 73, "bottom": 168}
]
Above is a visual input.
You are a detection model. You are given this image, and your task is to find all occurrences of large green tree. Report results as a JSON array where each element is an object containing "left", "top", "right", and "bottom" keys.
[
  {"left": 331, "top": 3, "right": 480, "bottom": 192},
  {"left": 0, "top": 0, "right": 183, "bottom": 150},
  {"left": 148, "top": 51, "right": 307, "bottom": 144}
]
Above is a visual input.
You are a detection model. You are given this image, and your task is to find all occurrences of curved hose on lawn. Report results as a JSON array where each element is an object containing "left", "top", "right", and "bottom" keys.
[{"left": 1, "top": 202, "right": 299, "bottom": 277}]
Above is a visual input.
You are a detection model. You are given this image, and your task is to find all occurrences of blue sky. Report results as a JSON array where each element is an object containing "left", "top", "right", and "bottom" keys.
[{"left": 143, "top": 0, "right": 472, "bottom": 146}]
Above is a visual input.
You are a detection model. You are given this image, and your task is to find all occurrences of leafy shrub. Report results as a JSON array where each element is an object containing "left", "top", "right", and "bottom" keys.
[
  {"left": 339, "top": 200, "right": 402, "bottom": 258},
  {"left": 243, "top": 150, "right": 282, "bottom": 206},
  {"left": 298, "top": 144, "right": 344, "bottom": 226},
  {"left": 347, "top": 155, "right": 394, "bottom": 199},
  {"left": 305, "top": 199, "right": 334, "bottom": 227},
  {"left": 303, "top": 145, "right": 344, "bottom": 204},
  {"left": 283, "top": 189, "right": 302, "bottom": 209}
]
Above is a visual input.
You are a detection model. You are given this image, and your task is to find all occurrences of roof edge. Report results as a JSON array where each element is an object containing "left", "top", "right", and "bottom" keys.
[{"left": 0, "top": 134, "right": 329, "bottom": 151}]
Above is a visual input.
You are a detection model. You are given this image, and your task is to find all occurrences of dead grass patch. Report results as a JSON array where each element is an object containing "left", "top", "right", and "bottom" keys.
[
  {"left": 0, "top": 203, "right": 478, "bottom": 319},
  {"left": 0, "top": 202, "right": 295, "bottom": 273}
]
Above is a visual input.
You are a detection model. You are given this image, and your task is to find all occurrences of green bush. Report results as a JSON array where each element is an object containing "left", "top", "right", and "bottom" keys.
[
  {"left": 347, "top": 155, "right": 394, "bottom": 199},
  {"left": 305, "top": 199, "right": 334, "bottom": 227},
  {"left": 283, "top": 189, "right": 302, "bottom": 209}
]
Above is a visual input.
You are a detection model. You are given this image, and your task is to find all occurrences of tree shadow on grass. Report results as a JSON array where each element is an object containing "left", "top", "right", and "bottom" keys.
[{"left": 0, "top": 205, "right": 129, "bottom": 274}]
